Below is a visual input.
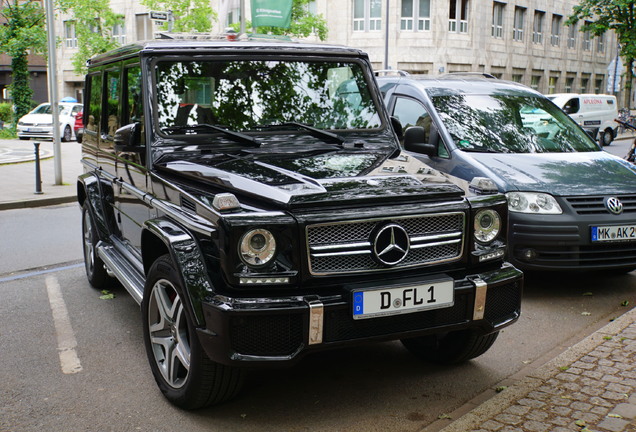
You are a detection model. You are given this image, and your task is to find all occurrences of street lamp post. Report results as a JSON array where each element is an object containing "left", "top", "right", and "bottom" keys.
[{"left": 44, "top": 0, "right": 62, "bottom": 186}]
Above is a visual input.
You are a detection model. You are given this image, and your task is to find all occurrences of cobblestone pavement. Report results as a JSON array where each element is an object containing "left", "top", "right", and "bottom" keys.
[{"left": 428, "top": 307, "right": 636, "bottom": 432}]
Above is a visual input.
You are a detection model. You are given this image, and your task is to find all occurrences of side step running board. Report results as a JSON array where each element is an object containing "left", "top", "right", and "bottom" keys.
[{"left": 97, "top": 243, "right": 145, "bottom": 305}]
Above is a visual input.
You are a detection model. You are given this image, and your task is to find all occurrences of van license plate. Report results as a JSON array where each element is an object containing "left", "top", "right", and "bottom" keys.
[
  {"left": 352, "top": 280, "right": 454, "bottom": 320},
  {"left": 591, "top": 225, "right": 636, "bottom": 242}
]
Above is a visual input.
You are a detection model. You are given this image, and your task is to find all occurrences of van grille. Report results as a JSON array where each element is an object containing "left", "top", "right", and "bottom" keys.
[
  {"left": 306, "top": 212, "right": 465, "bottom": 275},
  {"left": 565, "top": 195, "right": 636, "bottom": 215}
]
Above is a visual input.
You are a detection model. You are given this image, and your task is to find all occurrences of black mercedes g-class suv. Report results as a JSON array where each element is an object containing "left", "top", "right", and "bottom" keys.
[{"left": 77, "top": 37, "right": 523, "bottom": 409}]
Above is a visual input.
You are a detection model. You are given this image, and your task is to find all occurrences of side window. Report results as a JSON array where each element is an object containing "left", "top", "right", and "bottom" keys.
[
  {"left": 105, "top": 68, "right": 121, "bottom": 137},
  {"left": 86, "top": 72, "right": 102, "bottom": 133},
  {"left": 393, "top": 96, "right": 449, "bottom": 158},
  {"left": 124, "top": 65, "right": 145, "bottom": 145},
  {"left": 563, "top": 98, "right": 580, "bottom": 114}
]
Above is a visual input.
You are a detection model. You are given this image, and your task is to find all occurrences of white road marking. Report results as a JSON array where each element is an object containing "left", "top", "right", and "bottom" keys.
[{"left": 45, "top": 275, "right": 83, "bottom": 374}]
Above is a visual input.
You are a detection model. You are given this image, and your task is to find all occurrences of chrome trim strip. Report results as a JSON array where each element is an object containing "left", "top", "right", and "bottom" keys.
[
  {"left": 410, "top": 231, "right": 462, "bottom": 242},
  {"left": 410, "top": 238, "right": 462, "bottom": 249},
  {"left": 471, "top": 277, "right": 488, "bottom": 321},
  {"left": 310, "top": 241, "right": 372, "bottom": 251},
  {"left": 311, "top": 250, "right": 372, "bottom": 258}
]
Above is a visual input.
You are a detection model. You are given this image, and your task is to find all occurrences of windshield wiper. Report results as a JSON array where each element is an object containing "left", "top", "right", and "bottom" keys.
[
  {"left": 255, "top": 122, "right": 345, "bottom": 146},
  {"left": 163, "top": 124, "right": 261, "bottom": 147}
]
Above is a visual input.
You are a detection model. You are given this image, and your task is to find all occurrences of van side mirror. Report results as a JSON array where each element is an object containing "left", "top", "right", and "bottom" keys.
[
  {"left": 114, "top": 123, "right": 143, "bottom": 152},
  {"left": 404, "top": 126, "right": 437, "bottom": 157}
]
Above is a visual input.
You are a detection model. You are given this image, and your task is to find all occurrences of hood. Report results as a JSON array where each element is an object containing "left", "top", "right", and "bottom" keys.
[
  {"left": 157, "top": 150, "right": 465, "bottom": 209},
  {"left": 19, "top": 114, "right": 54, "bottom": 125},
  {"left": 466, "top": 151, "right": 636, "bottom": 195}
]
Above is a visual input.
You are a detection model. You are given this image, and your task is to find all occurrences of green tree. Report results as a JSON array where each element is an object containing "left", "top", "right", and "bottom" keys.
[
  {"left": 0, "top": 0, "right": 47, "bottom": 126},
  {"left": 232, "top": 0, "right": 328, "bottom": 40},
  {"left": 567, "top": 0, "right": 636, "bottom": 107},
  {"left": 57, "top": 0, "right": 123, "bottom": 74},
  {"left": 140, "top": 0, "right": 217, "bottom": 32}
]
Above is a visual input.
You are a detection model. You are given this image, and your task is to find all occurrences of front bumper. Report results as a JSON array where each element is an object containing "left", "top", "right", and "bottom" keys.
[
  {"left": 196, "top": 264, "right": 523, "bottom": 367},
  {"left": 508, "top": 205, "right": 636, "bottom": 271}
]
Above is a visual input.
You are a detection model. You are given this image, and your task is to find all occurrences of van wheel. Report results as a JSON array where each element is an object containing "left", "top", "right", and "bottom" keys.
[
  {"left": 601, "top": 129, "right": 614, "bottom": 146},
  {"left": 401, "top": 330, "right": 499, "bottom": 364},
  {"left": 142, "top": 254, "right": 245, "bottom": 409}
]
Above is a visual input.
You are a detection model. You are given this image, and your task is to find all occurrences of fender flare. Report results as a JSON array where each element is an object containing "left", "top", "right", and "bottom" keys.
[
  {"left": 77, "top": 172, "right": 111, "bottom": 240},
  {"left": 143, "top": 217, "right": 216, "bottom": 327}
]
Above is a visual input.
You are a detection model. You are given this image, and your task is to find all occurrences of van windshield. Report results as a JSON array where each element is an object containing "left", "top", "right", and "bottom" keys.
[
  {"left": 429, "top": 93, "right": 599, "bottom": 153},
  {"left": 154, "top": 59, "right": 382, "bottom": 135}
]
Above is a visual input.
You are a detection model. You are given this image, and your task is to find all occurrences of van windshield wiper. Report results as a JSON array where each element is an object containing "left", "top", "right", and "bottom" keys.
[
  {"left": 163, "top": 124, "right": 261, "bottom": 147},
  {"left": 254, "top": 122, "right": 345, "bottom": 146}
]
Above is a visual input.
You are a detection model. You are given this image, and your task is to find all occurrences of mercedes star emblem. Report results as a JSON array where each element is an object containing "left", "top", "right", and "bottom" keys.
[{"left": 373, "top": 223, "right": 410, "bottom": 266}]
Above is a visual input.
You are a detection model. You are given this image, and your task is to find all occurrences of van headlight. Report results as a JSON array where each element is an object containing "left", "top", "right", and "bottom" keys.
[
  {"left": 239, "top": 228, "right": 276, "bottom": 267},
  {"left": 474, "top": 209, "right": 501, "bottom": 243},
  {"left": 506, "top": 192, "right": 563, "bottom": 214}
]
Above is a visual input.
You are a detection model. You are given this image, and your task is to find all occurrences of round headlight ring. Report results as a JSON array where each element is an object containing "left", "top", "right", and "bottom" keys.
[
  {"left": 239, "top": 228, "right": 276, "bottom": 267},
  {"left": 474, "top": 209, "right": 501, "bottom": 243}
]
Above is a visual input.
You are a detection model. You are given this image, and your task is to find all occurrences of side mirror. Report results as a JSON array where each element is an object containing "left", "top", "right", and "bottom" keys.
[
  {"left": 404, "top": 126, "right": 437, "bottom": 157},
  {"left": 114, "top": 123, "right": 142, "bottom": 152}
]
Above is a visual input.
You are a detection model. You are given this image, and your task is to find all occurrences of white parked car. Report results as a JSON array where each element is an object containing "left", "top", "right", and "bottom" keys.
[{"left": 17, "top": 102, "right": 83, "bottom": 142}]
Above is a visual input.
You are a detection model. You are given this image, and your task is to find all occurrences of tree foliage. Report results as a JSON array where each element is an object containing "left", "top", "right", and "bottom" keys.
[
  {"left": 57, "top": 0, "right": 123, "bottom": 75},
  {"left": 567, "top": 0, "right": 636, "bottom": 106},
  {"left": 140, "top": 0, "right": 217, "bottom": 32},
  {"left": 232, "top": 0, "right": 328, "bottom": 40},
  {"left": 0, "top": 0, "right": 47, "bottom": 125}
]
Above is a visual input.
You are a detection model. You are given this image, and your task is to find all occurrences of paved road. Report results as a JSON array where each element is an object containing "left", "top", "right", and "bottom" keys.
[{"left": 2, "top": 205, "right": 635, "bottom": 432}]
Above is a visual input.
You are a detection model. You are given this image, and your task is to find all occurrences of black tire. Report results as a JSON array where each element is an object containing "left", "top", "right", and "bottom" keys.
[
  {"left": 142, "top": 254, "right": 245, "bottom": 409},
  {"left": 601, "top": 129, "right": 614, "bottom": 146},
  {"left": 62, "top": 125, "right": 72, "bottom": 142},
  {"left": 401, "top": 330, "right": 499, "bottom": 364},
  {"left": 81, "top": 203, "right": 109, "bottom": 288}
]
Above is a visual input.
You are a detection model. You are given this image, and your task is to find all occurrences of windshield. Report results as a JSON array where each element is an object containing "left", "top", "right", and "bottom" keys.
[
  {"left": 429, "top": 93, "right": 599, "bottom": 153},
  {"left": 154, "top": 59, "right": 382, "bottom": 135},
  {"left": 31, "top": 104, "right": 72, "bottom": 116}
]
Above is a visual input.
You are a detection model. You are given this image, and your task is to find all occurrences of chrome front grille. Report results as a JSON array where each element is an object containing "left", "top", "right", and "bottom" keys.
[
  {"left": 565, "top": 195, "right": 636, "bottom": 215},
  {"left": 306, "top": 212, "right": 465, "bottom": 275}
]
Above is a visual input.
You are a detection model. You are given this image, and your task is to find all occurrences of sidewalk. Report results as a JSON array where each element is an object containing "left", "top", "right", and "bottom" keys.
[
  {"left": 425, "top": 306, "right": 636, "bottom": 432},
  {"left": 0, "top": 138, "right": 81, "bottom": 210}
]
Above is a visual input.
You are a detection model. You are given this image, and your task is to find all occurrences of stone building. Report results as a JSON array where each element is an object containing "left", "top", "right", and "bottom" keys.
[{"left": 53, "top": 0, "right": 622, "bottom": 103}]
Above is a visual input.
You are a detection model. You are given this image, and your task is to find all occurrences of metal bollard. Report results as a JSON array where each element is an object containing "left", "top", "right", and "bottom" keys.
[{"left": 34, "top": 142, "right": 43, "bottom": 195}]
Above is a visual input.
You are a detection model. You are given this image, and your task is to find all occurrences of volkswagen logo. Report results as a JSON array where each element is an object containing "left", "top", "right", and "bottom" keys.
[
  {"left": 373, "top": 223, "right": 410, "bottom": 266},
  {"left": 605, "top": 197, "right": 624, "bottom": 215}
]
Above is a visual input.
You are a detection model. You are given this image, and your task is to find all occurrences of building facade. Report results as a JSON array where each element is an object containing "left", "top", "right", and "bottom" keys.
[{"left": 53, "top": 0, "right": 622, "bottom": 104}]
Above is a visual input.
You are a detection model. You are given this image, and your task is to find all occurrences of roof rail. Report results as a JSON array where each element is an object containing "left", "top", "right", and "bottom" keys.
[
  {"left": 374, "top": 69, "right": 410, "bottom": 77},
  {"left": 440, "top": 72, "right": 497, "bottom": 79}
]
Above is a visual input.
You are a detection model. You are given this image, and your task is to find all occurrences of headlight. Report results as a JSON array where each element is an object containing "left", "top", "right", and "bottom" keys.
[
  {"left": 239, "top": 228, "right": 276, "bottom": 267},
  {"left": 506, "top": 192, "right": 562, "bottom": 214},
  {"left": 474, "top": 209, "right": 501, "bottom": 243}
]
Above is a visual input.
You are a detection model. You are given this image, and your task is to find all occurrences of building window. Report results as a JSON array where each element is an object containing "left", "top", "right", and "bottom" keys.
[
  {"left": 532, "top": 11, "right": 544, "bottom": 44},
  {"left": 113, "top": 22, "right": 126, "bottom": 45},
  {"left": 64, "top": 21, "right": 77, "bottom": 48},
  {"left": 595, "top": 78, "right": 603, "bottom": 94},
  {"left": 580, "top": 77, "right": 589, "bottom": 93},
  {"left": 354, "top": 0, "right": 382, "bottom": 32},
  {"left": 565, "top": 77, "right": 574, "bottom": 93},
  {"left": 551, "top": 14, "right": 561, "bottom": 46},
  {"left": 401, "top": 0, "right": 431, "bottom": 31},
  {"left": 491, "top": 2, "right": 504, "bottom": 38},
  {"left": 512, "top": 74, "right": 523, "bottom": 83},
  {"left": 583, "top": 21, "right": 591, "bottom": 51},
  {"left": 597, "top": 32, "right": 606, "bottom": 53},
  {"left": 449, "top": 0, "right": 468, "bottom": 33},
  {"left": 513, "top": 6, "right": 525, "bottom": 42},
  {"left": 531, "top": 75, "right": 541, "bottom": 91},
  {"left": 567, "top": 21, "right": 577, "bottom": 49},
  {"left": 548, "top": 76, "right": 558, "bottom": 94}
]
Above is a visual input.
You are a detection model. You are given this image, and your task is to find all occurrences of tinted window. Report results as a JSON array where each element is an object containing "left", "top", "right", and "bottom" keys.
[
  {"left": 154, "top": 59, "right": 382, "bottom": 134},
  {"left": 106, "top": 69, "right": 121, "bottom": 136},
  {"left": 86, "top": 73, "right": 102, "bottom": 133}
]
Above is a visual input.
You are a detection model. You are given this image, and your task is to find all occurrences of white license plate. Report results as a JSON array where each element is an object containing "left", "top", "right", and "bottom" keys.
[
  {"left": 352, "top": 279, "right": 454, "bottom": 320},
  {"left": 591, "top": 225, "right": 636, "bottom": 242}
]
